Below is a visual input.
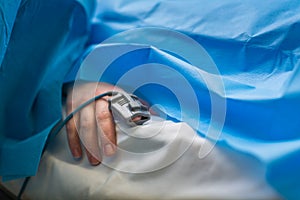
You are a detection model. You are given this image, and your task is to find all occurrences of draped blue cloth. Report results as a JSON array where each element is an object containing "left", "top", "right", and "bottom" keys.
[
  {"left": 0, "top": 0, "right": 95, "bottom": 180},
  {"left": 1, "top": 0, "right": 300, "bottom": 199},
  {"left": 88, "top": 1, "right": 300, "bottom": 199}
]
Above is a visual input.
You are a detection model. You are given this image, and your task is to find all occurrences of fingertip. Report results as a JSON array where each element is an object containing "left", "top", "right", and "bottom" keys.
[
  {"left": 72, "top": 147, "right": 82, "bottom": 159},
  {"left": 89, "top": 156, "right": 101, "bottom": 166},
  {"left": 104, "top": 143, "right": 115, "bottom": 156},
  {"left": 86, "top": 149, "right": 102, "bottom": 165}
]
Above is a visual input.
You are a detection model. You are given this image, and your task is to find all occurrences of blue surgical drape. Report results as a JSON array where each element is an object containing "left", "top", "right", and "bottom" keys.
[
  {"left": 1, "top": 1, "right": 300, "bottom": 199},
  {"left": 0, "top": 0, "right": 95, "bottom": 180},
  {"left": 88, "top": 1, "right": 300, "bottom": 199}
]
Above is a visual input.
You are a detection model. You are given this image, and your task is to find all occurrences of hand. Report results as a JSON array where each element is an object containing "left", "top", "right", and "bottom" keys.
[{"left": 65, "top": 81, "right": 121, "bottom": 165}]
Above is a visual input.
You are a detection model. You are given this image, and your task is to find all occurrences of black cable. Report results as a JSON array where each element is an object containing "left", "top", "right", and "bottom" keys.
[
  {"left": 16, "top": 177, "right": 30, "bottom": 200},
  {"left": 17, "top": 91, "right": 117, "bottom": 200}
]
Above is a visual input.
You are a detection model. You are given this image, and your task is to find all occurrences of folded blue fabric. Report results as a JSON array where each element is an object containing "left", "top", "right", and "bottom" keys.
[
  {"left": 1, "top": 0, "right": 300, "bottom": 199},
  {"left": 84, "top": 1, "right": 300, "bottom": 199},
  {"left": 0, "top": 0, "right": 95, "bottom": 180}
]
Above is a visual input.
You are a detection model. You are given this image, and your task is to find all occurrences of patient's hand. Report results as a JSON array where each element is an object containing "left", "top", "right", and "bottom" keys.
[{"left": 65, "top": 81, "right": 121, "bottom": 165}]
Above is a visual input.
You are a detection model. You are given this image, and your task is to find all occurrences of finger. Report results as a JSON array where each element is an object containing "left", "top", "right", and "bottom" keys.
[
  {"left": 79, "top": 104, "right": 102, "bottom": 165},
  {"left": 66, "top": 102, "right": 82, "bottom": 159},
  {"left": 95, "top": 99, "right": 117, "bottom": 156},
  {"left": 85, "top": 147, "right": 101, "bottom": 166}
]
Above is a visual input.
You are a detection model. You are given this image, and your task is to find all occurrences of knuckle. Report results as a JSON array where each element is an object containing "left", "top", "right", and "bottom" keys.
[
  {"left": 66, "top": 123, "right": 73, "bottom": 132},
  {"left": 95, "top": 87, "right": 104, "bottom": 95},
  {"left": 80, "top": 121, "right": 93, "bottom": 131},
  {"left": 96, "top": 110, "right": 111, "bottom": 121},
  {"left": 80, "top": 115, "right": 89, "bottom": 123}
]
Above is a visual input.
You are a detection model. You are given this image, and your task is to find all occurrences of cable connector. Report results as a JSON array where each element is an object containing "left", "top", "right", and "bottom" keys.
[{"left": 109, "top": 92, "right": 150, "bottom": 126}]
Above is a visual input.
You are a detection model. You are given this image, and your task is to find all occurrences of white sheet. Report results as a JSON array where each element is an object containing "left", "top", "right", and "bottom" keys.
[{"left": 1, "top": 116, "right": 280, "bottom": 199}]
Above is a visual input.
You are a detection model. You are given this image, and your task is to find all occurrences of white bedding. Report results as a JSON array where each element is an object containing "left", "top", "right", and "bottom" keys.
[{"left": 1, "top": 116, "right": 280, "bottom": 199}]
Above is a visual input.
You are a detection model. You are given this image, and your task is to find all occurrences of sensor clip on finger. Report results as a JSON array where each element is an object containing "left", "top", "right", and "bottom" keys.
[{"left": 108, "top": 92, "right": 150, "bottom": 126}]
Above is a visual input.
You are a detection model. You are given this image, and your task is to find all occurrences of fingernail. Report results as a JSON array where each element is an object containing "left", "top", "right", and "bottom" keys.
[
  {"left": 105, "top": 144, "right": 115, "bottom": 156},
  {"left": 73, "top": 148, "right": 81, "bottom": 159},
  {"left": 90, "top": 157, "right": 101, "bottom": 166}
]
